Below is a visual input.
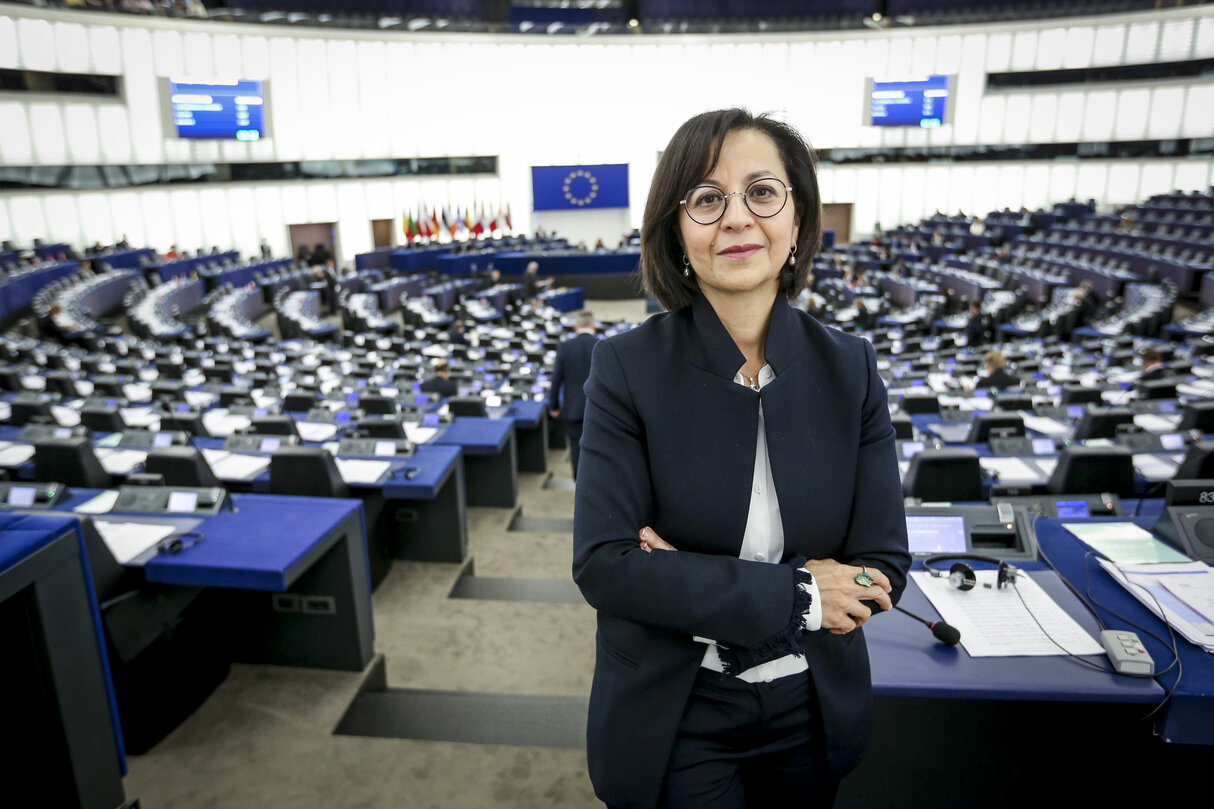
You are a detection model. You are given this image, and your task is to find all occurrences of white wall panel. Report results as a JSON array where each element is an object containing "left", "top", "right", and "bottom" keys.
[
  {"left": 168, "top": 189, "right": 203, "bottom": 252},
  {"left": 1010, "top": 30, "right": 1037, "bottom": 72},
  {"left": 900, "top": 166, "right": 928, "bottom": 226},
  {"left": 335, "top": 183, "right": 371, "bottom": 258},
  {"left": 1125, "top": 21, "right": 1159, "bottom": 63},
  {"left": 53, "top": 22, "right": 89, "bottom": 73},
  {"left": 225, "top": 188, "right": 258, "bottom": 258},
  {"left": 212, "top": 34, "right": 241, "bottom": 78},
  {"left": 108, "top": 193, "right": 144, "bottom": 249},
  {"left": 1181, "top": 85, "right": 1214, "bottom": 139},
  {"left": 831, "top": 167, "right": 856, "bottom": 204},
  {"left": 308, "top": 184, "right": 339, "bottom": 223},
  {"left": 1106, "top": 163, "right": 1140, "bottom": 204},
  {"left": 1082, "top": 90, "right": 1116, "bottom": 141},
  {"left": 43, "top": 195, "right": 80, "bottom": 245},
  {"left": 1146, "top": 86, "right": 1185, "bottom": 140},
  {"left": 1062, "top": 27, "right": 1095, "bottom": 70},
  {"left": 977, "top": 95, "right": 1005, "bottom": 144},
  {"left": 1075, "top": 163, "right": 1109, "bottom": 209},
  {"left": 923, "top": 165, "right": 950, "bottom": 216},
  {"left": 140, "top": 190, "right": 173, "bottom": 252},
  {"left": 241, "top": 35, "right": 270, "bottom": 79},
  {"left": 77, "top": 193, "right": 114, "bottom": 247},
  {"left": 198, "top": 188, "right": 232, "bottom": 252},
  {"left": 267, "top": 37, "right": 302, "bottom": 160},
  {"left": 253, "top": 187, "right": 287, "bottom": 252},
  {"left": 1159, "top": 18, "right": 1194, "bottom": 61},
  {"left": 887, "top": 37, "right": 913, "bottom": 77},
  {"left": 90, "top": 26, "right": 122, "bottom": 75},
  {"left": 0, "top": 16, "right": 18, "bottom": 70},
  {"left": 16, "top": 18, "right": 55, "bottom": 72},
  {"left": 280, "top": 185, "right": 308, "bottom": 225},
  {"left": 297, "top": 40, "right": 330, "bottom": 160},
  {"left": 911, "top": 35, "right": 936, "bottom": 76},
  {"left": 1138, "top": 162, "right": 1175, "bottom": 201},
  {"left": 1114, "top": 88, "right": 1150, "bottom": 141},
  {"left": 1021, "top": 164, "right": 1050, "bottom": 211},
  {"left": 1048, "top": 164, "right": 1077, "bottom": 205},
  {"left": 952, "top": 35, "right": 986, "bottom": 145},
  {"left": 0, "top": 103, "right": 33, "bottom": 164},
  {"left": 1028, "top": 93, "right": 1057, "bottom": 143},
  {"left": 0, "top": 200, "right": 12, "bottom": 244},
  {"left": 1174, "top": 161, "right": 1210, "bottom": 193},
  {"left": 9, "top": 196, "right": 47, "bottom": 245},
  {"left": 876, "top": 168, "right": 903, "bottom": 232},
  {"left": 947, "top": 166, "right": 975, "bottom": 216},
  {"left": 852, "top": 167, "right": 879, "bottom": 235},
  {"left": 63, "top": 103, "right": 100, "bottom": 164},
  {"left": 355, "top": 41, "right": 390, "bottom": 160},
  {"left": 996, "top": 164, "right": 1024, "bottom": 211},
  {"left": 182, "top": 32, "right": 214, "bottom": 80},
  {"left": 1054, "top": 90, "right": 1085, "bottom": 142},
  {"left": 153, "top": 29, "right": 183, "bottom": 77},
  {"left": 935, "top": 35, "right": 962, "bottom": 75},
  {"left": 1198, "top": 15, "right": 1214, "bottom": 58},
  {"left": 862, "top": 37, "right": 888, "bottom": 77},
  {"left": 985, "top": 32, "right": 1012, "bottom": 72},
  {"left": 122, "top": 27, "right": 162, "bottom": 164},
  {"left": 1035, "top": 28, "right": 1065, "bottom": 70},
  {"left": 364, "top": 180, "right": 395, "bottom": 221},
  {"left": 971, "top": 165, "right": 1000, "bottom": 216},
  {"left": 1092, "top": 24, "right": 1126, "bottom": 66},
  {"left": 29, "top": 103, "right": 67, "bottom": 164},
  {"left": 1003, "top": 95, "right": 1031, "bottom": 144},
  {"left": 326, "top": 40, "right": 362, "bottom": 160}
]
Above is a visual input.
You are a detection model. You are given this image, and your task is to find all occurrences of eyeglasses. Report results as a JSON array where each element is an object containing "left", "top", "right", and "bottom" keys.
[{"left": 679, "top": 178, "right": 792, "bottom": 225}]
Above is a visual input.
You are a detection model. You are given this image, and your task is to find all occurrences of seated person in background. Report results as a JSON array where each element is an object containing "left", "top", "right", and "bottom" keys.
[
  {"left": 1072, "top": 280, "right": 1098, "bottom": 325},
  {"left": 964, "top": 300, "right": 987, "bottom": 345},
  {"left": 853, "top": 296, "right": 874, "bottom": 330},
  {"left": 1139, "top": 347, "right": 1166, "bottom": 381},
  {"left": 419, "top": 360, "right": 459, "bottom": 398},
  {"left": 977, "top": 349, "right": 1021, "bottom": 390}
]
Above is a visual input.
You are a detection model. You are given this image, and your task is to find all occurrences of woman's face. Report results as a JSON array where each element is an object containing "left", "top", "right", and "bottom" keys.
[{"left": 678, "top": 128, "right": 799, "bottom": 305}]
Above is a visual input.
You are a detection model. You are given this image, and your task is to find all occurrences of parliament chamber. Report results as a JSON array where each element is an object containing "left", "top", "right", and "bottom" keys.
[{"left": 2, "top": 1, "right": 1214, "bottom": 807}]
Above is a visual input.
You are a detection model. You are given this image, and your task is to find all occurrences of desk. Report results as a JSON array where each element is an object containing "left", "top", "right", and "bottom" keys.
[
  {"left": 497, "top": 400, "right": 549, "bottom": 474},
  {"left": 840, "top": 565, "right": 1192, "bottom": 808},
  {"left": 379, "top": 444, "right": 469, "bottom": 564},
  {"left": 0, "top": 512, "right": 129, "bottom": 809},
  {"left": 433, "top": 417, "right": 518, "bottom": 508}
]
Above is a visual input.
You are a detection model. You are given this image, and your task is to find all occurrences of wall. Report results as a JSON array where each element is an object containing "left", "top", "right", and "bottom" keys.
[{"left": 1, "top": 5, "right": 1212, "bottom": 261}]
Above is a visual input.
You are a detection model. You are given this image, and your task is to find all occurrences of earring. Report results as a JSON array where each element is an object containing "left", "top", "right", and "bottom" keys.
[
  {"left": 788, "top": 245, "right": 797, "bottom": 267},
  {"left": 682, "top": 254, "right": 691, "bottom": 278}
]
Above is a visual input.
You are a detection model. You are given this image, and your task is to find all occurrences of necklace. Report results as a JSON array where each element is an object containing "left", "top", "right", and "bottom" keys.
[{"left": 742, "top": 372, "right": 761, "bottom": 391}]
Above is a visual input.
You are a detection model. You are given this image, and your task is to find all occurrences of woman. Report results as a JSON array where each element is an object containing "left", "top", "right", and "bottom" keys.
[
  {"left": 572, "top": 108, "right": 911, "bottom": 809},
  {"left": 977, "top": 349, "right": 1021, "bottom": 390}
]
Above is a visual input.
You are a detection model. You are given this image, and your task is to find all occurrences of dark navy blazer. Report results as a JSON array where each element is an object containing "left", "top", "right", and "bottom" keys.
[
  {"left": 573, "top": 292, "right": 910, "bottom": 809},
  {"left": 549, "top": 331, "right": 598, "bottom": 420}
]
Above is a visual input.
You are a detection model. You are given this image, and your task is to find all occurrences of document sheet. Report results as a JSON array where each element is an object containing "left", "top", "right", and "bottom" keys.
[
  {"left": 911, "top": 570, "right": 1103, "bottom": 658},
  {"left": 334, "top": 458, "right": 392, "bottom": 485},
  {"left": 93, "top": 520, "right": 177, "bottom": 565},
  {"left": 1062, "top": 521, "right": 1193, "bottom": 564},
  {"left": 200, "top": 449, "right": 270, "bottom": 482},
  {"left": 0, "top": 441, "right": 36, "bottom": 467},
  {"left": 1097, "top": 560, "right": 1214, "bottom": 653}
]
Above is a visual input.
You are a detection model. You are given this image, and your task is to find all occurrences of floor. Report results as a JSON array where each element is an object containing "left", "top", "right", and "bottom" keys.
[{"left": 121, "top": 298, "right": 648, "bottom": 809}]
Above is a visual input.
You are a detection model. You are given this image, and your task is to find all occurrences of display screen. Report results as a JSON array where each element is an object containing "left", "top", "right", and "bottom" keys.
[
  {"left": 1055, "top": 499, "right": 1089, "bottom": 519},
  {"left": 374, "top": 441, "right": 396, "bottom": 457},
  {"left": 905, "top": 514, "right": 968, "bottom": 554},
  {"left": 169, "top": 79, "right": 266, "bottom": 140},
  {"left": 1161, "top": 433, "right": 1184, "bottom": 451},
  {"left": 901, "top": 441, "right": 925, "bottom": 459},
  {"left": 259, "top": 437, "right": 281, "bottom": 452},
  {"left": 167, "top": 491, "right": 198, "bottom": 513},
  {"left": 1032, "top": 438, "right": 1055, "bottom": 455},
  {"left": 869, "top": 75, "right": 950, "bottom": 128},
  {"left": 7, "top": 486, "right": 35, "bottom": 507},
  {"left": 153, "top": 433, "right": 173, "bottom": 447}
]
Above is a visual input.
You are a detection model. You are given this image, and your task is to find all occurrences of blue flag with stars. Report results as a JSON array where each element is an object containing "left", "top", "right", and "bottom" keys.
[{"left": 531, "top": 163, "right": 629, "bottom": 211}]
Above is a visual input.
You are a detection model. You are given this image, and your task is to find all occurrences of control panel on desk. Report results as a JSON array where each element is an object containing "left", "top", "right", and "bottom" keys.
[
  {"left": 0, "top": 482, "right": 68, "bottom": 509},
  {"left": 116, "top": 429, "right": 191, "bottom": 449},
  {"left": 223, "top": 434, "right": 298, "bottom": 453},
  {"left": 335, "top": 438, "right": 415, "bottom": 457},
  {"left": 112, "top": 485, "right": 230, "bottom": 515}
]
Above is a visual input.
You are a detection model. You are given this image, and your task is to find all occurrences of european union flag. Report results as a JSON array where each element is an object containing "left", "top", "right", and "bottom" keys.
[{"left": 531, "top": 163, "right": 629, "bottom": 211}]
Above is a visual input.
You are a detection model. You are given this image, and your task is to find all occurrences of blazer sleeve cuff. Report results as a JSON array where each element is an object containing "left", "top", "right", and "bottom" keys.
[{"left": 716, "top": 559, "right": 817, "bottom": 675}]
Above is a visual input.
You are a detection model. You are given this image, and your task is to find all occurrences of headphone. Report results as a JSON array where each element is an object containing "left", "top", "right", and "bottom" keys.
[
  {"left": 156, "top": 531, "right": 205, "bottom": 555},
  {"left": 922, "top": 553, "right": 1022, "bottom": 591}
]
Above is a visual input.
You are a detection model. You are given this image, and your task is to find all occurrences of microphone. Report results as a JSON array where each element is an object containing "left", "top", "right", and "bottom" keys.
[{"left": 894, "top": 605, "right": 961, "bottom": 646}]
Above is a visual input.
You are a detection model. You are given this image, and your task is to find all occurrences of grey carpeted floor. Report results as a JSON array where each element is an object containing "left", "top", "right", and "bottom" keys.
[{"left": 121, "top": 298, "right": 647, "bottom": 809}]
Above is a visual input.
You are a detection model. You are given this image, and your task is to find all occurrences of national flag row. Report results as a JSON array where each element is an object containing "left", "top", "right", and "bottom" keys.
[{"left": 402, "top": 204, "right": 514, "bottom": 241}]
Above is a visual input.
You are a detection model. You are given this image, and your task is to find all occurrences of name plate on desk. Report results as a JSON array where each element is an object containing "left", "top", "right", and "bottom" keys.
[
  {"left": 112, "top": 485, "right": 230, "bottom": 515},
  {"left": 18, "top": 424, "right": 86, "bottom": 442},
  {"left": 223, "top": 434, "right": 298, "bottom": 453},
  {"left": 336, "top": 438, "right": 415, "bottom": 457}
]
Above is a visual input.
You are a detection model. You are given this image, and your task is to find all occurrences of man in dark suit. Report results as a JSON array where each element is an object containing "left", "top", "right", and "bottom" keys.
[
  {"left": 964, "top": 300, "right": 987, "bottom": 345},
  {"left": 1140, "top": 347, "right": 1166, "bottom": 380},
  {"left": 418, "top": 360, "right": 459, "bottom": 398},
  {"left": 548, "top": 310, "right": 598, "bottom": 479}
]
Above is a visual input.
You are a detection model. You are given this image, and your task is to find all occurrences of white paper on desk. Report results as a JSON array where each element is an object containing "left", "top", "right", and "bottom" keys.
[
  {"left": 120, "top": 407, "right": 159, "bottom": 428},
  {"left": 184, "top": 389, "right": 217, "bottom": 407},
  {"left": 1022, "top": 416, "right": 1071, "bottom": 437},
  {"left": 296, "top": 421, "right": 339, "bottom": 442},
  {"left": 122, "top": 383, "right": 153, "bottom": 403},
  {"left": 0, "top": 402, "right": 9, "bottom": 420},
  {"left": 404, "top": 425, "right": 438, "bottom": 444},
  {"left": 96, "top": 448, "right": 147, "bottom": 475},
  {"left": 0, "top": 443, "right": 35, "bottom": 467},
  {"left": 1162, "top": 576, "right": 1214, "bottom": 625},
  {"left": 74, "top": 380, "right": 93, "bottom": 396},
  {"left": 1063, "top": 521, "right": 1193, "bottom": 564},
  {"left": 911, "top": 570, "right": 1103, "bottom": 657},
  {"left": 204, "top": 450, "right": 270, "bottom": 482},
  {"left": 960, "top": 397, "right": 994, "bottom": 412},
  {"left": 1134, "top": 413, "right": 1181, "bottom": 432},
  {"left": 51, "top": 405, "right": 82, "bottom": 427},
  {"left": 20, "top": 375, "right": 45, "bottom": 390},
  {"left": 1098, "top": 560, "right": 1214, "bottom": 651},
  {"left": 74, "top": 490, "right": 119, "bottom": 514},
  {"left": 979, "top": 456, "right": 1046, "bottom": 484},
  {"left": 1133, "top": 453, "right": 1179, "bottom": 481},
  {"left": 1178, "top": 383, "right": 1214, "bottom": 399},
  {"left": 201, "top": 412, "right": 250, "bottom": 437},
  {"left": 1035, "top": 457, "right": 1057, "bottom": 478},
  {"left": 93, "top": 520, "right": 176, "bottom": 565},
  {"left": 334, "top": 458, "right": 391, "bottom": 485}
]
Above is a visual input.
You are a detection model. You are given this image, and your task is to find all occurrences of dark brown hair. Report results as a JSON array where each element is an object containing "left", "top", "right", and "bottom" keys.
[{"left": 640, "top": 108, "right": 822, "bottom": 312}]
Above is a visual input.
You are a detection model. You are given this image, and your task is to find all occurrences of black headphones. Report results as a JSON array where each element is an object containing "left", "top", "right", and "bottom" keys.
[
  {"left": 922, "top": 554, "right": 1021, "bottom": 591},
  {"left": 156, "top": 531, "right": 205, "bottom": 555}
]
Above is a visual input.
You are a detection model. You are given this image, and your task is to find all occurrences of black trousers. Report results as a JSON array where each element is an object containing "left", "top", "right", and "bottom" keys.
[
  {"left": 564, "top": 418, "right": 584, "bottom": 479},
  {"left": 655, "top": 669, "right": 836, "bottom": 809}
]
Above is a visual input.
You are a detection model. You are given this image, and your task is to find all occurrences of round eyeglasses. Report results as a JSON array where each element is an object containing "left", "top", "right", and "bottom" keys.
[{"left": 679, "top": 179, "right": 793, "bottom": 225}]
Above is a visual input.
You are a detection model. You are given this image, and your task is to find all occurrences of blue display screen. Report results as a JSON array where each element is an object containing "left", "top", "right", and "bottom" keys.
[
  {"left": 905, "top": 515, "right": 967, "bottom": 554},
  {"left": 870, "top": 75, "right": 950, "bottom": 128},
  {"left": 1055, "top": 500, "right": 1088, "bottom": 519},
  {"left": 169, "top": 79, "right": 266, "bottom": 140}
]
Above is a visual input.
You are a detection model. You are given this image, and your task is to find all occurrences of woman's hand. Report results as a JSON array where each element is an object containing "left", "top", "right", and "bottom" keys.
[
  {"left": 805, "top": 558, "right": 893, "bottom": 635},
  {"left": 639, "top": 527, "right": 676, "bottom": 552}
]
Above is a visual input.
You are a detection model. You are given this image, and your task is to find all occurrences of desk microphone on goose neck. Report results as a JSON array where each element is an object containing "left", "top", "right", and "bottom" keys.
[{"left": 894, "top": 605, "right": 961, "bottom": 646}]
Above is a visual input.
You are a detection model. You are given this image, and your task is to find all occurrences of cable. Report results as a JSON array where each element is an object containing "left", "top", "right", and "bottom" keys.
[
  {"left": 156, "top": 530, "right": 205, "bottom": 555},
  {"left": 1133, "top": 480, "right": 1167, "bottom": 517}
]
